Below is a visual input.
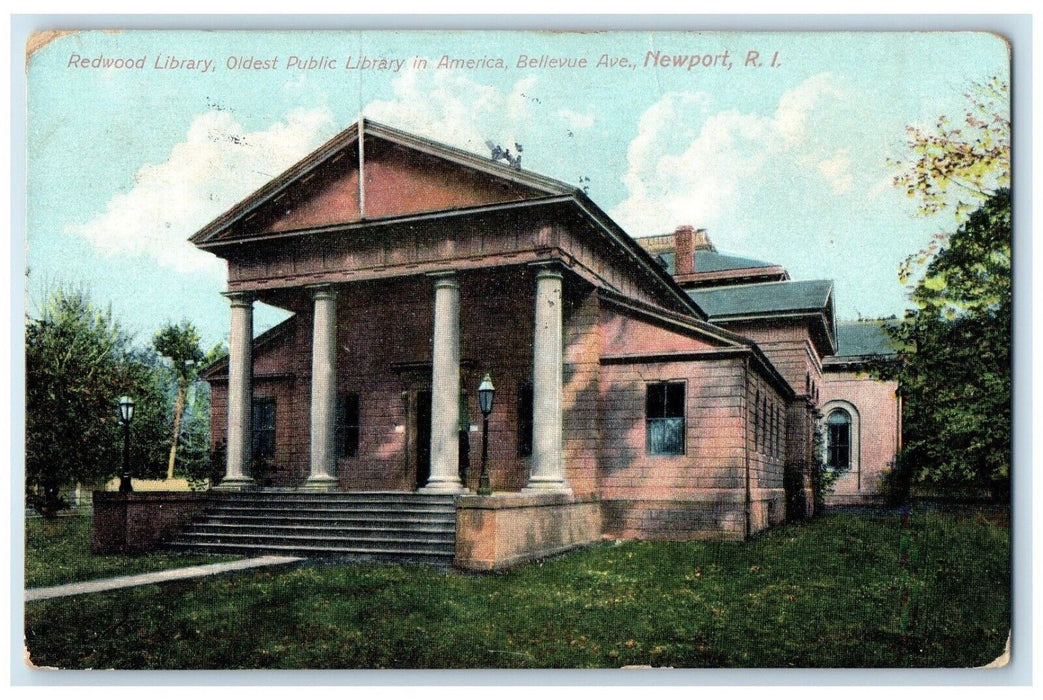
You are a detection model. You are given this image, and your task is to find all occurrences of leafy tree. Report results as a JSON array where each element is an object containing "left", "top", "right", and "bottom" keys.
[
  {"left": 26, "top": 287, "right": 131, "bottom": 515},
  {"left": 882, "top": 190, "right": 1011, "bottom": 497},
  {"left": 888, "top": 77, "right": 1010, "bottom": 287},
  {"left": 153, "top": 321, "right": 206, "bottom": 479},
  {"left": 889, "top": 77, "right": 1009, "bottom": 220},
  {"left": 883, "top": 77, "right": 1012, "bottom": 500}
]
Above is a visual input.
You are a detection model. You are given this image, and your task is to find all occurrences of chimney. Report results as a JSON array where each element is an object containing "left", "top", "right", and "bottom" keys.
[{"left": 674, "top": 225, "right": 695, "bottom": 275}]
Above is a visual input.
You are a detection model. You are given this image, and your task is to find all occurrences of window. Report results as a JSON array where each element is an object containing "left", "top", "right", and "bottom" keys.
[
  {"left": 251, "top": 397, "right": 276, "bottom": 461},
  {"left": 761, "top": 396, "right": 768, "bottom": 453},
  {"left": 776, "top": 405, "right": 783, "bottom": 458},
  {"left": 336, "top": 393, "right": 360, "bottom": 458},
  {"left": 517, "top": 382, "right": 534, "bottom": 457},
  {"left": 754, "top": 389, "right": 761, "bottom": 449},
  {"left": 769, "top": 400, "right": 776, "bottom": 456},
  {"left": 646, "top": 381, "right": 685, "bottom": 455},
  {"left": 826, "top": 408, "right": 852, "bottom": 470}
]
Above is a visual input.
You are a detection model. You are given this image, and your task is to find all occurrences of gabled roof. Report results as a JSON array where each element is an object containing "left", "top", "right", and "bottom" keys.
[
  {"left": 686, "top": 279, "right": 837, "bottom": 357},
  {"left": 686, "top": 279, "right": 834, "bottom": 318},
  {"left": 834, "top": 321, "right": 897, "bottom": 358},
  {"left": 653, "top": 247, "right": 788, "bottom": 285},
  {"left": 695, "top": 250, "right": 779, "bottom": 273},
  {"left": 189, "top": 117, "right": 710, "bottom": 322},
  {"left": 190, "top": 118, "right": 576, "bottom": 248}
]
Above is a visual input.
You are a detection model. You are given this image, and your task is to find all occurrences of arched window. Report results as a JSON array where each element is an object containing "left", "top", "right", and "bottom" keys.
[{"left": 825, "top": 408, "right": 852, "bottom": 470}]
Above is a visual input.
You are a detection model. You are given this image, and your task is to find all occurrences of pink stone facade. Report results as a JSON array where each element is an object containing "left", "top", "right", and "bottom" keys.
[
  {"left": 196, "top": 119, "right": 900, "bottom": 555},
  {"left": 820, "top": 371, "right": 901, "bottom": 504}
]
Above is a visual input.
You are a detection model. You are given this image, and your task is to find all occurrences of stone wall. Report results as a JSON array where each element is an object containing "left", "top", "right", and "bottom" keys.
[
  {"left": 92, "top": 491, "right": 214, "bottom": 555},
  {"left": 455, "top": 492, "right": 601, "bottom": 571}
]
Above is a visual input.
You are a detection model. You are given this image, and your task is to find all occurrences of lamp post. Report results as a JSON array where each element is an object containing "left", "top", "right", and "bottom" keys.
[
  {"left": 117, "top": 395, "right": 135, "bottom": 493},
  {"left": 477, "top": 374, "right": 495, "bottom": 496}
]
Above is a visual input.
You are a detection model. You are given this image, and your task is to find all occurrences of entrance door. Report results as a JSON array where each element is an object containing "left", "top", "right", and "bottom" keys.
[{"left": 415, "top": 389, "right": 432, "bottom": 489}]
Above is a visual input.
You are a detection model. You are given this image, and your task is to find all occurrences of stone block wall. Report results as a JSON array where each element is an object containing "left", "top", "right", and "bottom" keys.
[{"left": 92, "top": 491, "right": 214, "bottom": 555}]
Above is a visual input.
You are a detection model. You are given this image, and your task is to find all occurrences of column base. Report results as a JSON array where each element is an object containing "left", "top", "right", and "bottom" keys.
[
  {"left": 522, "top": 479, "right": 572, "bottom": 495},
  {"left": 300, "top": 475, "right": 340, "bottom": 492},
  {"left": 418, "top": 478, "right": 471, "bottom": 495},
  {"left": 213, "top": 476, "right": 256, "bottom": 492}
]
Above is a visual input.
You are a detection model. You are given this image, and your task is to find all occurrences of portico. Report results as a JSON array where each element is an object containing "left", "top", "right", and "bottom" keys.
[{"left": 191, "top": 118, "right": 812, "bottom": 560}]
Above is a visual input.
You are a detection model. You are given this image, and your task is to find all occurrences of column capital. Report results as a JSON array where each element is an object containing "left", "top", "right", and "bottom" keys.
[
  {"left": 426, "top": 270, "right": 459, "bottom": 290},
  {"left": 222, "top": 291, "right": 255, "bottom": 308},
  {"left": 528, "top": 261, "right": 565, "bottom": 281},
  {"left": 307, "top": 284, "right": 337, "bottom": 301}
]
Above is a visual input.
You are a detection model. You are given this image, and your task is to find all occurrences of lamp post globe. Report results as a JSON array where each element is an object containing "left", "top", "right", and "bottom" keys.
[
  {"left": 477, "top": 374, "right": 495, "bottom": 496},
  {"left": 117, "top": 396, "right": 135, "bottom": 493}
]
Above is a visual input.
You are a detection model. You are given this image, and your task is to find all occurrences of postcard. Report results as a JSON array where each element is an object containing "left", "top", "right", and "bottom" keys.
[{"left": 22, "top": 27, "right": 1012, "bottom": 672}]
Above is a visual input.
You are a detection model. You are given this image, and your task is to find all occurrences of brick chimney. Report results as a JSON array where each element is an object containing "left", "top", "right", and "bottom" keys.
[{"left": 674, "top": 225, "right": 695, "bottom": 275}]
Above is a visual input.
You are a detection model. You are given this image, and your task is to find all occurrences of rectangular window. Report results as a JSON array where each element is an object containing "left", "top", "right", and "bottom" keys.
[
  {"left": 761, "top": 397, "right": 769, "bottom": 454},
  {"left": 646, "top": 381, "right": 685, "bottom": 456},
  {"left": 775, "top": 405, "right": 782, "bottom": 458},
  {"left": 517, "top": 382, "right": 534, "bottom": 457},
  {"left": 251, "top": 397, "right": 276, "bottom": 461},
  {"left": 336, "top": 393, "right": 360, "bottom": 458},
  {"left": 828, "top": 423, "right": 851, "bottom": 470},
  {"left": 754, "top": 389, "right": 761, "bottom": 450}
]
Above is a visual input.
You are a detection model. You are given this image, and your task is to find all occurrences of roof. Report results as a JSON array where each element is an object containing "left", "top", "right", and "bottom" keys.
[
  {"left": 834, "top": 321, "right": 897, "bottom": 358},
  {"left": 189, "top": 117, "right": 708, "bottom": 321},
  {"left": 190, "top": 118, "right": 577, "bottom": 247},
  {"left": 695, "top": 250, "right": 778, "bottom": 273},
  {"left": 654, "top": 249, "right": 779, "bottom": 276},
  {"left": 686, "top": 279, "right": 834, "bottom": 318}
]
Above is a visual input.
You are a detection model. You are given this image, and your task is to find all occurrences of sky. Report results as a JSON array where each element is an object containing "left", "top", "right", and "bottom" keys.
[{"left": 25, "top": 29, "right": 1010, "bottom": 349}]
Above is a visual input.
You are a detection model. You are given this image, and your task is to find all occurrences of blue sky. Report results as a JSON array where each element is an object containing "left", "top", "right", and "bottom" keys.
[{"left": 26, "top": 29, "right": 1010, "bottom": 349}]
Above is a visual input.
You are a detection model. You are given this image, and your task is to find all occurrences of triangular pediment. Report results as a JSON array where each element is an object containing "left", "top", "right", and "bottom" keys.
[{"left": 190, "top": 119, "right": 573, "bottom": 247}]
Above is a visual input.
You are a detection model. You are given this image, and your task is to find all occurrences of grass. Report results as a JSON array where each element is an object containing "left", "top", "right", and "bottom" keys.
[
  {"left": 24, "top": 515, "right": 239, "bottom": 589},
  {"left": 24, "top": 507, "right": 1010, "bottom": 669}
]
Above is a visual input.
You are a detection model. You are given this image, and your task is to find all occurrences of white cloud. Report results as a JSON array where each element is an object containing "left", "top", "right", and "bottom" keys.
[
  {"left": 364, "top": 68, "right": 541, "bottom": 159},
  {"left": 556, "top": 108, "right": 595, "bottom": 131},
  {"left": 68, "top": 107, "right": 335, "bottom": 274},
  {"left": 609, "top": 73, "right": 866, "bottom": 237}
]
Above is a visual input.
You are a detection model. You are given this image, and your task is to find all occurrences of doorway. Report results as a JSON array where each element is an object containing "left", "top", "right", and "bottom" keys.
[{"left": 415, "top": 389, "right": 432, "bottom": 489}]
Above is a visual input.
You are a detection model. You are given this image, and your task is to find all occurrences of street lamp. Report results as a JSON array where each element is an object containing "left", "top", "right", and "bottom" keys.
[
  {"left": 477, "top": 374, "right": 495, "bottom": 496},
  {"left": 117, "top": 395, "right": 135, "bottom": 493}
]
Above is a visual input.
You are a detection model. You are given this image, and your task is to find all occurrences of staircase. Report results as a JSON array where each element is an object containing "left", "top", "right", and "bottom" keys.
[{"left": 167, "top": 491, "right": 457, "bottom": 566}]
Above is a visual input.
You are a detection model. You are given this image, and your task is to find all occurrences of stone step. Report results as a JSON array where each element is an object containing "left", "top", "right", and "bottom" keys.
[
  {"left": 187, "top": 523, "right": 456, "bottom": 540},
  {"left": 205, "top": 514, "right": 455, "bottom": 528},
  {"left": 169, "top": 491, "right": 457, "bottom": 565},
  {"left": 172, "top": 532, "right": 455, "bottom": 552},
  {"left": 208, "top": 505, "right": 455, "bottom": 518},
  {"left": 166, "top": 540, "right": 455, "bottom": 566}
]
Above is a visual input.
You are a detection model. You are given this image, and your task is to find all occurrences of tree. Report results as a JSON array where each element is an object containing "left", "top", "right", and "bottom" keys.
[
  {"left": 26, "top": 287, "right": 131, "bottom": 515},
  {"left": 883, "top": 190, "right": 1011, "bottom": 496},
  {"left": 153, "top": 321, "right": 206, "bottom": 480},
  {"left": 888, "top": 77, "right": 1010, "bottom": 287},
  {"left": 882, "top": 77, "right": 1012, "bottom": 500},
  {"left": 889, "top": 77, "right": 1009, "bottom": 220}
]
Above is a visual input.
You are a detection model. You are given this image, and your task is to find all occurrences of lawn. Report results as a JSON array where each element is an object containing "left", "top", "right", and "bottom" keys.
[
  {"left": 24, "top": 507, "right": 1010, "bottom": 669},
  {"left": 24, "top": 515, "right": 239, "bottom": 589}
]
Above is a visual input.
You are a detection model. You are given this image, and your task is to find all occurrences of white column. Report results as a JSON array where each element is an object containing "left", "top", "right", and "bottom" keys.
[
  {"left": 420, "top": 272, "right": 466, "bottom": 493},
  {"left": 216, "top": 292, "right": 255, "bottom": 491},
  {"left": 303, "top": 285, "right": 339, "bottom": 492},
  {"left": 525, "top": 265, "right": 570, "bottom": 493}
]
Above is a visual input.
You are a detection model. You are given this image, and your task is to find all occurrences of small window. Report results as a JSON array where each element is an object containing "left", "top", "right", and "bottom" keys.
[
  {"left": 754, "top": 389, "right": 761, "bottom": 449},
  {"left": 826, "top": 409, "right": 852, "bottom": 470},
  {"left": 763, "top": 396, "right": 771, "bottom": 452},
  {"left": 517, "top": 382, "right": 534, "bottom": 457},
  {"left": 336, "top": 393, "right": 360, "bottom": 458},
  {"left": 646, "top": 381, "right": 685, "bottom": 456},
  {"left": 776, "top": 405, "right": 783, "bottom": 458},
  {"left": 251, "top": 397, "right": 276, "bottom": 460},
  {"left": 769, "top": 400, "right": 775, "bottom": 456}
]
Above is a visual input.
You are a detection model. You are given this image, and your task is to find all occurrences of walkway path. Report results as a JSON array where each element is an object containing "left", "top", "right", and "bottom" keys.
[{"left": 25, "top": 556, "right": 304, "bottom": 602}]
